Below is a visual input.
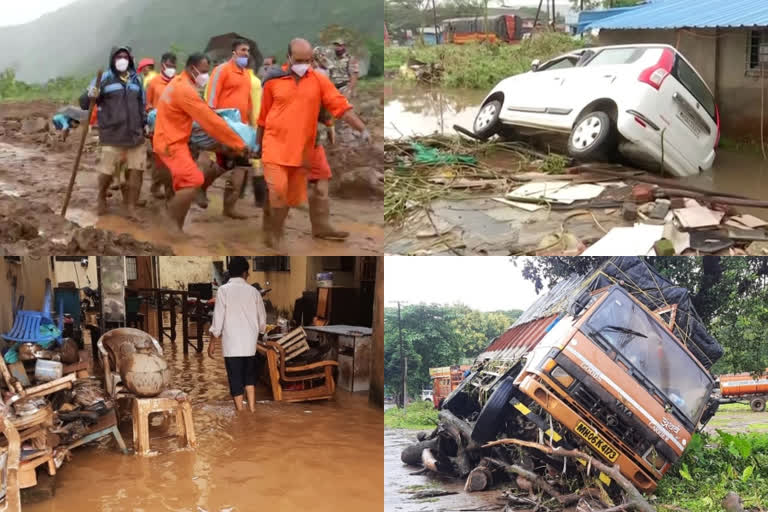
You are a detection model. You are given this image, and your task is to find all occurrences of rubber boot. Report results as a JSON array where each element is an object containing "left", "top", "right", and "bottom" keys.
[
  {"left": 308, "top": 180, "right": 349, "bottom": 240},
  {"left": 96, "top": 173, "right": 112, "bottom": 216},
  {"left": 122, "top": 169, "right": 140, "bottom": 219},
  {"left": 264, "top": 206, "right": 288, "bottom": 249},
  {"left": 133, "top": 169, "right": 146, "bottom": 207},
  {"left": 252, "top": 175, "right": 267, "bottom": 207},
  {"left": 223, "top": 167, "right": 248, "bottom": 219}
]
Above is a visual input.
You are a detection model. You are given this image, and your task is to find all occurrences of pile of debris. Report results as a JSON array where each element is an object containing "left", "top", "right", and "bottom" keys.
[
  {"left": 0, "top": 333, "right": 114, "bottom": 496},
  {"left": 385, "top": 137, "right": 768, "bottom": 255}
]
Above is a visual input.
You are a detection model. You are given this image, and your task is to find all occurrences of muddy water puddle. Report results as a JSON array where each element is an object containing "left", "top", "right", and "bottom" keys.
[
  {"left": 385, "top": 429, "right": 501, "bottom": 512},
  {"left": 25, "top": 341, "right": 383, "bottom": 512}
]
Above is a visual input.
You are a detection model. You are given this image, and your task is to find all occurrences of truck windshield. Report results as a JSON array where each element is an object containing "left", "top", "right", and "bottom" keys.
[{"left": 583, "top": 288, "right": 712, "bottom": 423}]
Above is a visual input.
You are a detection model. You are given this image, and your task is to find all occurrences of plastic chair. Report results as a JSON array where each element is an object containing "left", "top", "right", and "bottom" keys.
[{"left": 2, "top": 280, "right": 61, "bottom": 345}]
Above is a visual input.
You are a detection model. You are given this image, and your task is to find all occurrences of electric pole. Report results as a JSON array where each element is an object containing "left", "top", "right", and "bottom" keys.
[
  {"left": 432, "top": 0, "right": 439, "bottom": 44},
  {"left": 397, "top": 301, "right": 407, "bottom": 408}
]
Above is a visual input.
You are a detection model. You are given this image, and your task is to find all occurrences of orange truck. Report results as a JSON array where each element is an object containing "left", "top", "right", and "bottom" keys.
[
  {"left": 426, "top": 257, "right": 722, "bottom": 495},
  {"left": 429, "top": 365, "right": 472, "bottom": 408},
  {"left": 441, "top": 15, "right": 522, "bottom": 44},
  {"left": 717, "top": 371, "right": 768, "bottom": 412}
]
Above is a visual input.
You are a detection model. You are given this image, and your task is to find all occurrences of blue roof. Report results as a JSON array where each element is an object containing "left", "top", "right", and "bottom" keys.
[
  {"left": 575, "top": 7, "right": 639, "bottom": 34},
  {"left": 588, "top": 0, "right": 768, "bottom": 30}
]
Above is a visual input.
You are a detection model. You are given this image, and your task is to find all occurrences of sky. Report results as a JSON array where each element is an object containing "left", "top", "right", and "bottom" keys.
[
  {"left": 1, "top": 0, "right": 78, "bottom": 27},
  {"left": 384, "top": 256, "right": 543, "bottom": 312}
]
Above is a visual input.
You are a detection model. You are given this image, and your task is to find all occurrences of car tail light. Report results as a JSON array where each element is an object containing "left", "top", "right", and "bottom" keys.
[
  {"left": 638, "top": 48, "right": 674, "bottom": 90},
  {"left": 714, "top": 104, "right": 721, "bottom": 148}
]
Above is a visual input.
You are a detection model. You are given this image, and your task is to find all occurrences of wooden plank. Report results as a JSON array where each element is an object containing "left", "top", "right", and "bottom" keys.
[{"left": 19, "top": 373, "right": 75, "bottom": 401}]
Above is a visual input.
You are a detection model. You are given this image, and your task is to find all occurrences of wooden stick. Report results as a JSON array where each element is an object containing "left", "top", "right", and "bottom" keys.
[
  {"left": 486, "top": 457, "right": 563, "bottom": 500},
  {"left": 655, "top": 188, "right": 768, "bottom": 209},
  {"left": 61, "top": 69, "right": 103, "bottom": 217},
  {"left": 573, "top": 164, "right": 750, "bottom": 200},
  {"left": 484, "top": 438, "right": 655, "bottom": 512}
]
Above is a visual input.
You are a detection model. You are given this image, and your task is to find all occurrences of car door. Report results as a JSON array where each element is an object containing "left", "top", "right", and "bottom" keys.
[{"left": 508, "top": 54, "right": 580, "bottom": 129}]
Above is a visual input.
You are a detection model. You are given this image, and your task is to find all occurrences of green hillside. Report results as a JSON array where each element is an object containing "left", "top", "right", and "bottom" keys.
[{"left": 0, "top": 0, "right": 382, "bottom": 83}]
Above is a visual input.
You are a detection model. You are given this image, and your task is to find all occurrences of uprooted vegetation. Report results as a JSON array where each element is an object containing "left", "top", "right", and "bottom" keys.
[
  {"left": 385, "top": 33, "right": 584, "bottom": 89},
  {"left": 384, "top": 135, "right": 565, "bottom": 224}
]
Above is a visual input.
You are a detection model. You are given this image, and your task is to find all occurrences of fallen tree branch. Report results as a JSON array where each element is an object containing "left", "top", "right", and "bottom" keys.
[
  {"left": 439, "top": 409, "right": 482, "bottom": 450},
  {"left": 484, "top": 438, "right": 655, "bottom": 512},
  {"left": 486, "top": 457, "right": 563, "bottom": 501}
]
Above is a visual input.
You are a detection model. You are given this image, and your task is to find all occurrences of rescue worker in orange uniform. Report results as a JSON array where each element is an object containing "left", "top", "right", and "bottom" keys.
[
  {"left": 153, "top": 52, "right": 248, "bottom": 233},
  {"left": 200, "top": 38, "right": 254, "bottom": 219},
  {"left": 256, "top": 38, "right": 370, "bottom": 248},
  {"left": 145, "top": 52, "right": 178, "bottom": 200}
]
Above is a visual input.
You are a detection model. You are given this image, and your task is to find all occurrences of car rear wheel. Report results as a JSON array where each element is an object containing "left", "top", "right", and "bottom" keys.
[
  {"left": 471, "top": 377, "right": 517, "bottom": 443},
  {"left": 751, "top": 397, "right": 766, "bottom": 412},
  {"left": 568, "top": 111, "right": 615, "bottom": 161},
  {"left": 473, "top": 100, "right": 503, "bottom": 140}
]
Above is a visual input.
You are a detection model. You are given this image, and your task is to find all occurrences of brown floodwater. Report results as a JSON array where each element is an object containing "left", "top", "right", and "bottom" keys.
[
  {"left": 385, "top": 82, "right": 768, "bottom": 213},
  {"left": 24, "top": 338, "right": 383, "bottom": 512}
]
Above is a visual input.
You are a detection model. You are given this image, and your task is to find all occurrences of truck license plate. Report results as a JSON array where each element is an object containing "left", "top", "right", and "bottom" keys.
[{"left": 574, "top": 421, "right": 620, "bottom": 462}]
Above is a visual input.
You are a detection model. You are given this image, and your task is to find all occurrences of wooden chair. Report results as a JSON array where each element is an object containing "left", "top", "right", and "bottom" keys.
[
  {"left": 0, "top": 412, "right": 21, "bottom": 512},
  {"left": 273, "top": 327, "right": 310, "bottom": 362},
  {"left": 258, "top": 341, "right": 338, "bottom": 402}
]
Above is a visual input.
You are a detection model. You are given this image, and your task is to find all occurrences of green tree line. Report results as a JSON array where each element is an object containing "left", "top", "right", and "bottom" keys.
[{"left": 384, "top": 304, "right": 521, "bottom": 399}]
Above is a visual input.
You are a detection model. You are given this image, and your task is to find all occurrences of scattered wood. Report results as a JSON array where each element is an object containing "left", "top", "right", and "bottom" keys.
[
  {"left": 410, "top": 489, "right": 459, "bottom": 500},
  {"left": 465, "top": 465, "right": 494, "bottom": 492},
  {"left": 656, "top": 188, "right": 768, "bottom": 209},
  {"left": 574, "top": 164, "right": 749, "bottom": 199},
  {"left": 484, "top": 438, "right": 655, "bottom": 512}
]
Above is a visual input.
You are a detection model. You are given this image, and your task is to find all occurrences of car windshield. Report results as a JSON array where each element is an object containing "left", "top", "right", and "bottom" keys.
[{"left": 582, "top": 288, "right": 712, "bottom": 422}]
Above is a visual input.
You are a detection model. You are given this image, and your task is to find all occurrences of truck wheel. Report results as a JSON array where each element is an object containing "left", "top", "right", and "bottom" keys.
[
  {"left": 568, "top": 111, "right": 615, "bottom": 161},
  {"left": 473, "top": 100, "right": 503, "bottom": 140},
  {"left": 471, "top": 377, "right": 517, "bottom": 443},
  {"left": 751, "top": 398, "right": 766, "bottom": 412}
]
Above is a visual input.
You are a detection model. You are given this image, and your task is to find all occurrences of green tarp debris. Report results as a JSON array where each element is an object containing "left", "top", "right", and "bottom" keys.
[{"left": 409, "top": 143, "right": 478, "bottom": 166}]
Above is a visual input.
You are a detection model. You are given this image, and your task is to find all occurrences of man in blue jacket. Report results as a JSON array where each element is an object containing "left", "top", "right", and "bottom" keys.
[{"left": 80, "top": 45, "right": 147, "bottom": 218}]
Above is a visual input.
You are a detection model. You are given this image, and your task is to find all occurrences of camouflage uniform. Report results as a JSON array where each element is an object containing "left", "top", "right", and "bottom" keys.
[{"left": 328, "top": 51, "right": 359, "bottom": 97}]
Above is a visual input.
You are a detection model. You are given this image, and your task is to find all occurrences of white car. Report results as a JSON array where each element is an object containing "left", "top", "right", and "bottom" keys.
[
  {"left": 472, "top": 44, "right": 719, "bottom": 177},
  {"left": 420, "top": 389, "right": 434, "bottom": 402}
]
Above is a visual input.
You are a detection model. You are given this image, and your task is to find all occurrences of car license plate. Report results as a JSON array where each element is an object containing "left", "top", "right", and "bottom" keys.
[
  {"left": 574, "top": 421, "right": 620, "bottom": 462},
  {"left": 677, "top": 108, "right": 702, "bottom": 138}
]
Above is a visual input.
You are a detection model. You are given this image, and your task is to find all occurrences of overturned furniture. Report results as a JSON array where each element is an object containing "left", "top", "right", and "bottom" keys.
[
  {"left": 403, "top": 257, "right": 723, "bottom": 507},
  {"left": 258, "top": 330, "right": 338, "bottom": 402},
  {"left": 0, "top": 403, "right": 22, "bottom": 512},
  {"left": 98, "top": 328, "right": 195, "bottom": 456}
]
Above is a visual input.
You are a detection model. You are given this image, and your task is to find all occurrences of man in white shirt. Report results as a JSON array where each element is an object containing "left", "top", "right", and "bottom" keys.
[{"left": 208, "top": 257, "right": 267, "bottom": 412}]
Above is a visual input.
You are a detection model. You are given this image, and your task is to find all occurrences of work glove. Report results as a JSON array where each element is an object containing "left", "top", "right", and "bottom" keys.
[
  {"left": 87, "top": 86, "right": 100, "bottom": 99},
  {"left": 360, "top": 129, "right": 371, "bottom": 144}
]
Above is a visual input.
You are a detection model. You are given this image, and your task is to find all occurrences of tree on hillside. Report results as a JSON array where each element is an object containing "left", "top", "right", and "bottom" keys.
[{"left": 518, "top": 256, "right": 768, "bottom": 375}]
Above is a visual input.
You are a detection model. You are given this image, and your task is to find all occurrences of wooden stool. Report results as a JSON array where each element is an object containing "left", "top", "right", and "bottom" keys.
[{"left": 131, "top": 394, "right": 196, "bottom": 456}]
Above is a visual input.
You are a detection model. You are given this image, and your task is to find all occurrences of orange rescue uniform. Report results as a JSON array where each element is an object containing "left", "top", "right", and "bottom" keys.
[
  {"left": 152, "top": 71, "right": 246, "bottom": 191},
  {"left": 145, "top": 73, "right": 173, "bottom": 112},
  {"left": 205, "top": 59, "right": 253, "bottom": 124},
  {"left": 258, "top": 67, "right": 352, "bottom": 206}
]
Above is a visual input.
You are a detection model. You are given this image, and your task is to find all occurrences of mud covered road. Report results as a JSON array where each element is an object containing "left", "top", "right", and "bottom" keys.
[{"left": 0, "top": 84, "right": 384, "bottom": 255}]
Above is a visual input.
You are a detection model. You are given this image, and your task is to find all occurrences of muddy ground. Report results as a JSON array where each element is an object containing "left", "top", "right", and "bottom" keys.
[
  {"left": 385, "top": 405, "right": 768, "bottom": 511},
  {"left": 0, "top": 85, "right": 383, "bottom": 255}
]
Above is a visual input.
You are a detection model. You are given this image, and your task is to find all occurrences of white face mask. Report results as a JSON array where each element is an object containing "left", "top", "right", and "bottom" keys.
[
  {"left": 115, "top": 58, "right": 129, "bottom": 72},
  {"left": 163, "top": 67, "right": 176, "bottom": 78},
  {"left": 193, "top": 67, "right": 209, "bottom": 88},
  {"left": 291, "top": 63, "right": 309, "bottom": 77}
]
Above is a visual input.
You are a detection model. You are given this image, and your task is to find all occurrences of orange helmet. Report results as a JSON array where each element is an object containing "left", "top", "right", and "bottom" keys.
[{"left": 137, "top": 58, "right": 155, "bottom": 73}]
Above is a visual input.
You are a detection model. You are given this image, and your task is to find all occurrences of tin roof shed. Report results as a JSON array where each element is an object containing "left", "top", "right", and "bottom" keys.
[{"left": 588, "top": 0, "right": 768, "bottom": 30}]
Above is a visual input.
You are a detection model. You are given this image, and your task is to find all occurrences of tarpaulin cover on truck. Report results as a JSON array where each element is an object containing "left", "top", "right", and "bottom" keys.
[{"left": 506, "top": 257, "right": 723, "bottom": 369}]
